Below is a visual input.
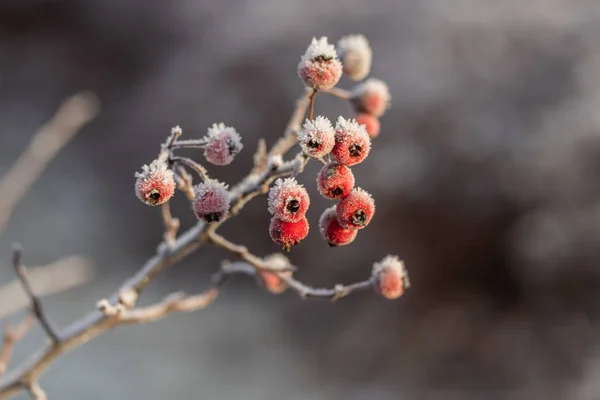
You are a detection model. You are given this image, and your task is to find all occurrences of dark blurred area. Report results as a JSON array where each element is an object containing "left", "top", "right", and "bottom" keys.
[{"left": 2, "top": 1, "right": 600, "bottom": 399}]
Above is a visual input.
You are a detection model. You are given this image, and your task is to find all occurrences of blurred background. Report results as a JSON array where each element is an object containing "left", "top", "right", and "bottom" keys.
[{"left": 2, "top": 0, "right": 600, "bottom": 399}]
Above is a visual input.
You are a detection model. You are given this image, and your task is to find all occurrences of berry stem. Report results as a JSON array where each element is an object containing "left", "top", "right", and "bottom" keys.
[
  {"left": 170, "top": 156, "right": 209, "bottom": 182},
  {"left": 308, "top": 89, "right": 317, "bottom": 121},
  {"left": 323, "top": 87, "right": 350, "bottom": 100},
  {"left": 169, "top": 139, "right": 207, "bottom": 150}
]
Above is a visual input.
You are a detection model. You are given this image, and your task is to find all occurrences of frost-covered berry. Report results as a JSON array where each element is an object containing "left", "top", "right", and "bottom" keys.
[
  {"left": 336, "top": 188, "right": 375, "bottom": 229},
  {"left": 372, "top": 255, "right": 410, "bottom": 299},
  {"left": 298, "top": 37, "right": 343, "bottom": 91},
  {"left": 354, "top": 113, "right": 380, "bottom": 139},
  {"left": 331, "top": 116, "right": 371, "bottom": 166},
  {"left": 134, "top": 159, "right": 176, "bottom": 206},
  {"left": 257, "top": 253, "right": 293, "bottom": 294},
  {"left": 203, "top": 123, "right": 243, "bottom": 166},
  {"left": 337, "top": 34, "right": 372, "bottom": 81},
  {"left": 192, "top": 179, "right": 230, "bottom": 222},
  {"left": 350, "top": 78, "right": 391, "bottom": 118},
  {"left": 269, "top": 216, "right": 309, "bottom": 251},
  {"left": 268, "top": 178, "right": 310, "bottom": 223},
  {"left": 316, "top": 162, "right": 355, "bottom": 200},
  {"left": 298, "top": 116, "right": 335, "bottom": 158},
  {"left": 319, "top": 206, "right": 358, "bottom": 247}
]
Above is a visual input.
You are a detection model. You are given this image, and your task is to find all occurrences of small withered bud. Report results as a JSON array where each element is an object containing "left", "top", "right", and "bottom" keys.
[
  {"left": 350, "top": 78, "right": 391, "bottom": 118},
  {"left": 269, "top": 216, "right": 309, "bottom": 252},
  {"left": 372, "top": 255, "right": 410, "bottom": 299},
  {"left": 336, "top": 188, "right": 375, "bottom": 230},
  {"left": 332, "top": 116, "right": 371, "bottom": 166},
  {"left": 135, "top": 159, "right": 176, "bottom": 206},
  {"left": 337, "top": 34, "right": 372, "bottom": 81},
  {"left": 268, "top": 178, "right": 310, "bottom": 223},
  {"left": 297, "top": 116, "right": 335, "bottom": 158},
  {"left": 297, "top": 37, "right": 343, "bottom": 91},
  {"left": 192, "top": 179, "right": 230, "bottom": 223},
  {"left": 203, "top": 123, "right": 243, "bottom": 166},
  {"left": 319, "top": 206, "right": 358, "bottom": 247},
  {"left": 316, "top": 162, "right": 355, "bottom": 200}
]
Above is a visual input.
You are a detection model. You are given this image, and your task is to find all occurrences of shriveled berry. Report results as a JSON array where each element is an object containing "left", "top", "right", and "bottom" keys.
[
  {"left": 298, "top": 116, "right": 335, "bottom": 158},
  {"left": 331, "top": 116, "right": 371, "bottom": 166},
  {"left": 134, "top": 159, "right": 176, "bottom": 206},
  {"left": 372, "top": 255, "right": 410, "bottom": 299},
  {"left": 354, "top": 113, "right": 380, "bottom": 139},
  {"left": 336, "top": 188, "right": 375, "bottom": 229},
  {"left": 268, "top": 178, "right": 310, "bottom": 223},
  {"left": 297, "top": 37, "right": 342, "bottom": 91},
  {"left": 350, "top": 78, "right": 391, "bottom": 118},
  {"left": 192, "top": 179, "right": 230, "bottom": 223},
  {"left": 203, "top": 123, "right": 243, "bottom": 166},
  {"left": 316, "top": 162, "right": 355, "bottom": 200},
  {"left": 319, "top": 206, "right": 357, "bottom": 247},
  {"left": 337, "top": 34, "right": 372, "bottom": 81},
  {"left": 269, "top": 216, "right": 309, "bottom": 251}
]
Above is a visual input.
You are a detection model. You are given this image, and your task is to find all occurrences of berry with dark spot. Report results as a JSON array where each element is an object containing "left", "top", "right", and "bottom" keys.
[
  {"left": 268, "top": 178, "right": 310, "bottom": 223},
  {"left": 316, "top": 162, "right": 355, "bottom": 200},
  {"left": 319, "top": 206, "right": 357, "bottom": 246},
  {"left": 336, "top": 188, "right": 375, "bottom": 230}
]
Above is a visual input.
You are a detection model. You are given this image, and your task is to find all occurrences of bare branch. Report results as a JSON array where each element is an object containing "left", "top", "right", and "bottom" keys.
[
  {"left": 170, "top": 156, "right": 209, "bottom": 182},
  {"left": 267, "top": 88, "right": 312, "bottom": 158},
  {"left": 323, "top": 87, "right": 351, "bottom": 100},
  {"left": 160, "top": 202, "right": 180, "bottom": 247},
  {"left": 0, "top": 314, "right": 35, "bottom": 378},
  {"left": 307, "top": 89, "right": 317, "bottom": 121},
  {"left": 0, "top": 92, "right": 99, "bottom": 236},
  {"left": 11, "top": 247, "right": 60, "bottom": 343}
]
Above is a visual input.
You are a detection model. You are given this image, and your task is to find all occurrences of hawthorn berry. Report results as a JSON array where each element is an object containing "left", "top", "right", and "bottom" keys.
[
  {"left": 203, "top": 123, "right": 243, "bottom": 166},
  {"left": 350, "top": 78, "right": 391, "bottom": 118},
  {"left": 297, "top": 116, "right": 335, "bottom": 158},
  {"left": 257, "top": 253, "right": 293, "bottom": 294},
  {"left": 192, "top": 179, "right": 230, "bottom": 223},
  {"left": 319, "top": 206, "right": 357, "bottom": 247},
  {"left": 372, "top": 255, "right": 410, "bottom": 299},
  {"left": 331, "top": 116, "right": 371, "bottom": 166},
  {"left": 336, "top": 188, "right": 375, "bottom": 230},
  {"left": 316, "top": 162, "right": 355, "bottom": 200},
  {"left": 354, "top": 113, "right": 380, "bottom": 139},
  {"left": 337, "top": 34, "right": 372, "bottom": 81},
  {"left": 134, "top": 159, "right": 176, "bottom": 206},
  {"left": 269, "top": 216, "right": 309, "bottom": 251},
  {"left": 297, "top": 37, "right": 343, "bottom": 91},
  {"left": 268, "top": 178, "right": 310, "bottom": 223}
]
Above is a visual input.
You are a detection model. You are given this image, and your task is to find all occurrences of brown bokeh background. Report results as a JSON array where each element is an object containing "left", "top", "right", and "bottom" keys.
[{"left": 2, "top": 1, "right": 600, "bottom": 399}]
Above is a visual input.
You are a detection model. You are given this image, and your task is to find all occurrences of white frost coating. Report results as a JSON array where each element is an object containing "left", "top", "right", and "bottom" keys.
[
  {"left": 335, "top": 116, "right": 369, "bottom": 138},
  {"left": 337, "top": 34, "right": 371, "bottom": 56},
  {"left": 300, "top": 116, "right": 334, "bottom": 138},
  {"left": 205, "top": 123, "right": 243, "bottom": 153},
  {"left": 267, "top": 177, "right": 306, "bottom": 215},
  {"left": 372, "top": 255, "right": 410, "bottom": 287},
  {"left": 337, "top": 34, "right": 372, "bottom": 81},
  {"left": 298, "top": 116, "right": 335, "bottom": 156},
  {"left": 263, "top": 253, "right": 291, "bottom": 271},
  {"left": 300, "top": 37, "right": 338, "bottom": 64},
  {"left": 194, "top": 178, "right": 229, "bottom": 197},
  {"left": 134, "top": 159, "right": 173, "bottom": 183},
  {"left": 351, "top": 78, "right": 391, "bottom": 103}
]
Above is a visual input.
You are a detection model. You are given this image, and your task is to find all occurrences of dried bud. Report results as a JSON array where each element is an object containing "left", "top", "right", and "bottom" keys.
[
  {"left": 257, "top": 253, "right": 293, "bottom": 294},
  {"left": 192, "top": 179, "right": 230, "bottom": 222},
  {"left": 298, "top": 37, "right": 343, "bottom": 91},
  {"left": 134, "top": 159, "right": 176, "bottom": 206},
  {"left": 354, "top": 113, "right": 380, "bottom": 139},
  {"left": 316, "top": 162, "right": 355, "bottom": 200},
  {"left": 298, "top": 116, "right": 335, "bottom": 158},
  {"left": 203, "top": 123, "right": 243, "bottom": 166},
  {"left": 331, "top": 116, "right": 371, "bottom": 166},
  {"left": 319, "top": 206, "right": 358, "bottom": 246},
  {"left": 350, "top": 78, "right": 391, "bottom": 118},
  {"left": 269, "top": 216, "right": 309, "bottom": 251},
  {"left": 336, "top": 188, "right": 375, "bottom": 229},
  {"left": 268, "top": 178, "right": 310, "bottom": 223},
  {"left": 372, "top": 255, "right": 410, "bottom": 299},
  {"left": 337, "top": 34, "right": 372, "bottom": 81}
]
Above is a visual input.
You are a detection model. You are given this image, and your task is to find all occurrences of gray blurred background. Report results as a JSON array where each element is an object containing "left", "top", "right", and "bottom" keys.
[{"left": 2, "top": 0, "right": 600, "bottom": 399}]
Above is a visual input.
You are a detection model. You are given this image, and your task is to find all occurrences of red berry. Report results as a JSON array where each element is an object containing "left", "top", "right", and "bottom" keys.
[
  {"left": 331, "top": 117, "right": 371, "bottom": 166},
  {"left": 298, "top": 116, "right": 335, "bottom": 158},
  {"left": 134, "top": 159, "right": 176, "bottom": 206},
  {"left": 269, "top": 216, "right": 309, "bottom": 251},
  {"left": 192, "top": 179, "right": 230, "bottom": 222},
  {"left": 268, "top": 178, "right": 310, "bottom": 223},
  {"left": 297, "top": 37, "right": 342, "bottom": 91},
  {"left": 372, "top": 255, "right": 410, "bottom": 299},
  {"left": 257, "top": 253, "right": 293, "bottom": 294},
  {"left": 354, "top": 113, "right": 380, "bottom": 139},
  {"left": 203, "top": 123, "right": 243, "bottom": 166},
  {"left": 337, "top": 34, "right": 372, "bottom": 81},
  {"left": 350, "top": 79, "right": 391, "bottom": 118},
  {"left": 316, "top": 162, "right": 355, "bottom": 200},
  {"left": 336, "top": 188, "right": 375, "bottom": 230},
  {"left": 319, "top": 206, "right": 357, "bottom": 246}
]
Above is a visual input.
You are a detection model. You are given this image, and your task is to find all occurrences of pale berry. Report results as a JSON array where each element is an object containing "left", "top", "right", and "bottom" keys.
[
  {"left": 192, "top": 179, "right": 230, "bottom": 222},
  {"left": 257, "top": 253, "right": 293, "bottom": 294},
  {"left": 269, "top": 216, "right": 309, "bottom": 251},
  {"left": 134, "top": 159, "right": 176, "bottom": 206},
  {"left": 331, "top": 116, "right": 371, "bottom": 166},
  {"left": 336, "top": 188, "right": 375, "bottom": 229},
  {"left": 319, "top": 206, "right": 357, "bottom": 247},
  {"left": 297, "top": 37, "right": 343, "bottom": 91},
  {"left": 268, "top": 178, "right": 310, "bottom": 223},
  {"left": 316, "top": 162, "right": 355, "bottom": 200},
  {"left": 298, "top": 116, "right": 335, "bottom": 158},
  {"left": 350, "top": 78, "right": 391, "bottom": 118},
  {"left": 354, "top": 113, "right": 380, "bottom": 139},
  {"left": 203, "top": 123, "right": 243, "bottom": 166},
  {"left": 337, "top": 34, "right": 372, "bottom": 81},
  {"left": 372, "top": 255, "right": 410, "bottom": 299}
]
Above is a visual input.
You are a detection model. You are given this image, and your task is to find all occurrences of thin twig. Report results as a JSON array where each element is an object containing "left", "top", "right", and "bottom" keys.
[
  {"left": 169, "top": 139, "right": 207, "bottom": 150},
  {"left": 170, "top": 156, "right": 209, "bottom": 182},
  {"left": 11, "top": 247, "right": 60, "bottom": 344},
  {"left": 173, "top": 165, "right": 195, "bottom": 201},
  {"left": 0, "top": 314, "right": 35, "bottom": 378},
  {"left": 267, "top": 87, "right": 312, "bottom": 158},
  {"left": 323, "top": 87, "right": 351, "bottom": 100},
  {"left": 307, "top": 89, "right": 317, "bottom": 121},
  {"left": 161, "top": 203, "right": 180, "bottom": 247}
]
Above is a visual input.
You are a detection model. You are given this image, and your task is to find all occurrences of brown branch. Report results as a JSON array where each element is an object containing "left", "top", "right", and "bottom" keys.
[
  {"left": 307, "top": 89, "right": 317, "bottom": 121},
  {"left": 0, "top": 314, "right": 35, "bottom": 378},
  {"left": 267, "top": 88, "right": 312, "bottom": 158},
  {"left": 0, "top": 92, "right": 99, "bottom": 236},
  {"left": 160, "top": 202, "right": 180, "bottom": 247},
  {"left": 170, "top": 156, "right": 209, "bottom": 182}
]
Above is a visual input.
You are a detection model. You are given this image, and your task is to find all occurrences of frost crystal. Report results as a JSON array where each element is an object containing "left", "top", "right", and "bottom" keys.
[
  {"left": 351, "top": 78, "right": 390, "bottom": 101},
  {"left": 300, "top": 37, "right": 338, "bottom": 64},
  {"left": 203, "top": 123, "right": 243, "bottom": 166},
  {"left": 135, "top": 159, "right": 172, "bottom": 181},
  {"left": 193, "top": 179, "right": 230, "bottom": 222},
  {"left": 372, "top": 255, "right": 410, "bottom": 299},
  {"left": 297, "top": 116, "right": 335, "bottom": 158},
  {"left": 372, "top": 255, "right": 408, "bottom": 280},
  {"left": 337, "top": 34, "right": 372, "bottom": 81},
  {"left": 298, "top": 37, "right": 343, "bottom": 90},
  {"left": 268, "top": 178, "right": 310, "bottom": 223},
  {"left": 335, "top": 116, "right": 367, "bottom": 137},
  {"left": 134, "top": 159, "right": 175, "bottom": 206}
]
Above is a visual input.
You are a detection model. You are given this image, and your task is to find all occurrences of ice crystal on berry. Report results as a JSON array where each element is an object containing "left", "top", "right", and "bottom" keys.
[
  {"left": 203, "top": 123, "right": 243, "bottom": 166},
  {"left": 298, "top": 116, "right": 335, "bottom": 158}
]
